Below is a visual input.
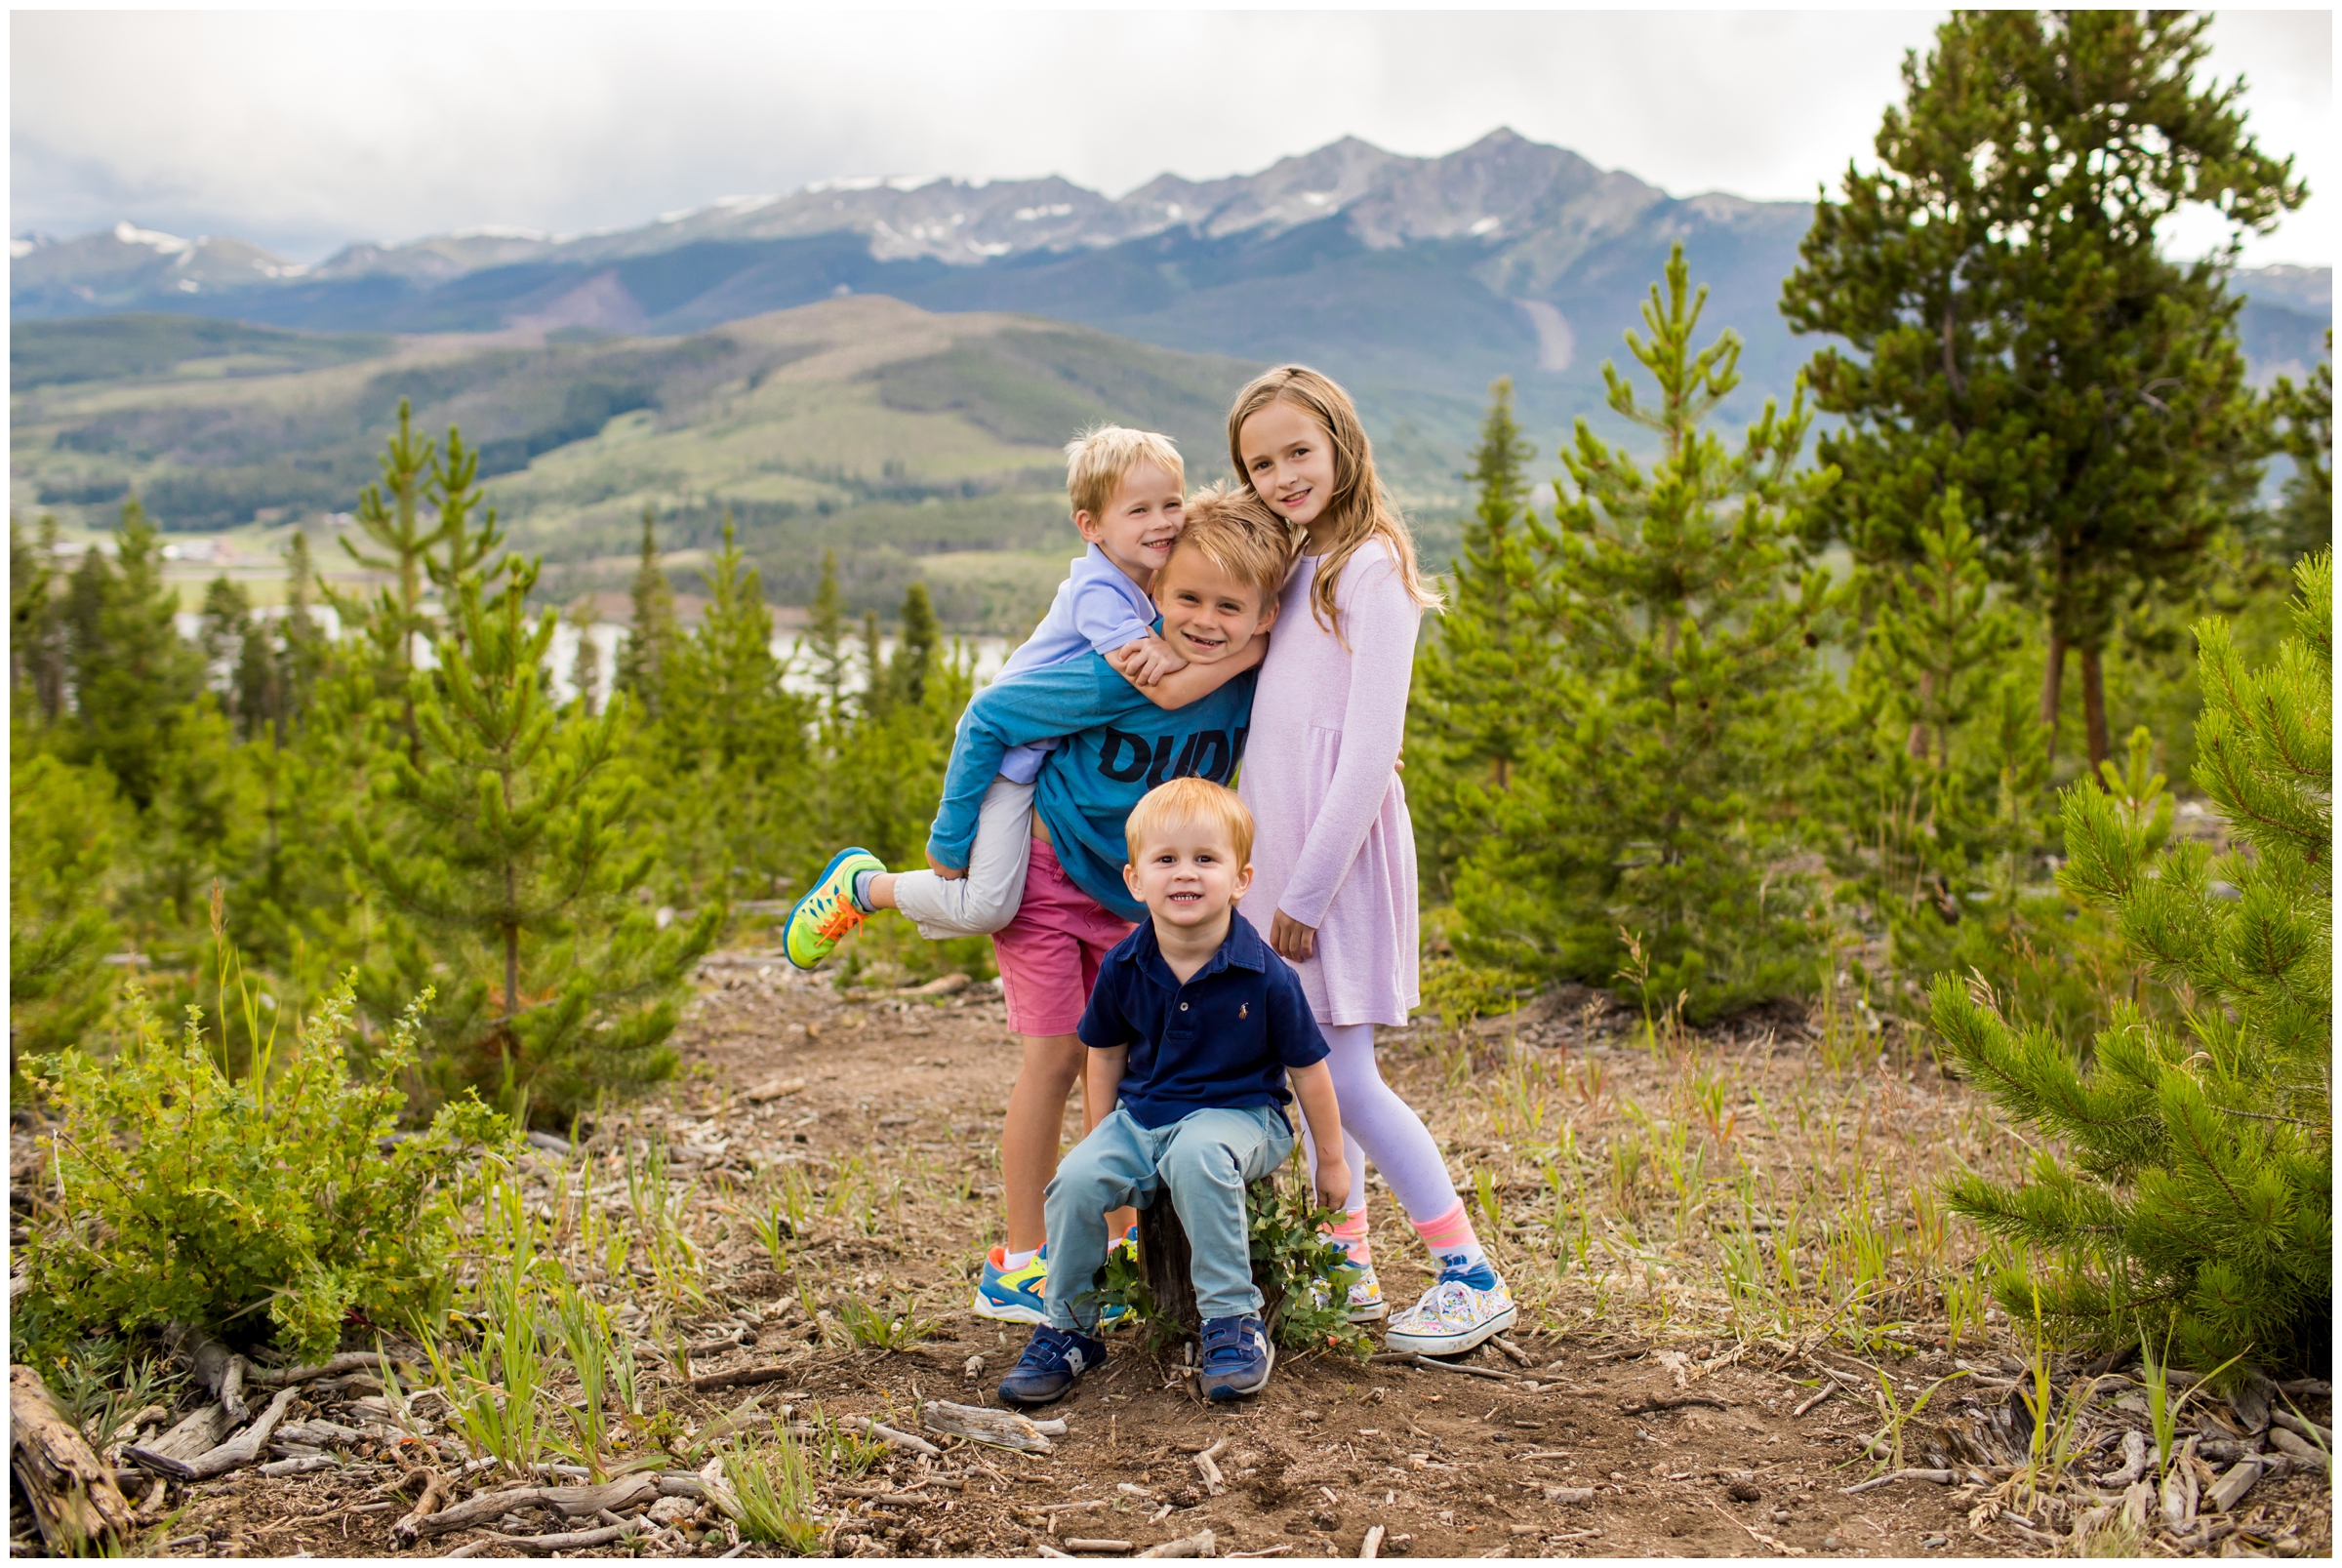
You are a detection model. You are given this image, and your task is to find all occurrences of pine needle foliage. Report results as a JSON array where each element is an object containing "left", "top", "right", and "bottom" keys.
[
  {"left": 1932, "top": 552, "right": 2332, "bottom": 1372},
  {"left": 1454, "top": 244, "right": 1839, "bottom": 1022},
  {"left": 348, "top": 556, "right": 719, "bottom": 1120},
  {"left": 1411, "top": 376, "right": 1543, "bottom": 897}
]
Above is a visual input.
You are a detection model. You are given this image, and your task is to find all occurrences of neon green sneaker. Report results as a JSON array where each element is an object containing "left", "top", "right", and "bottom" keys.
[{"left": 784, "top": 847, "right": 885, "bottom": 971}]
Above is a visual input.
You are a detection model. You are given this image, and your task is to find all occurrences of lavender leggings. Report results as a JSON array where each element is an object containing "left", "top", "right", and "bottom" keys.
[{"left": 1296, "top": 1023, "right": 1460, "bottom": 1222}]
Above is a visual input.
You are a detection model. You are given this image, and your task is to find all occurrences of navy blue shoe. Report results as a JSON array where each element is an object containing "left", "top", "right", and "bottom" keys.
[
  {"left": 1197, "top": 1313, "right": 1273, "bottom": 1401},
  {"left": 997, "top": 1324, "right": 1107, "bottom": 1407}
]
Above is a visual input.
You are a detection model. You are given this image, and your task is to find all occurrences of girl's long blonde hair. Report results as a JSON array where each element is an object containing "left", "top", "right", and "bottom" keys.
[{"left": 1226, "top": 365, "right": 1439, "bottom": 642}]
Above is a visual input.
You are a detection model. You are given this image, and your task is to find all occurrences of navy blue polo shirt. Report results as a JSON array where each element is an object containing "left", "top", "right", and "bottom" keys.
[{"left": 1075, "top": 911, "right": 1330, "bottom": 1131}]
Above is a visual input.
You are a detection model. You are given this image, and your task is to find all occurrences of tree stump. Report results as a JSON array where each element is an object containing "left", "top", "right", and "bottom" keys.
[
  {"left": 9, "top": 1365, "right": 135, "bottom": 1553},
  {"left": 1136, "top": 1177, "right": 1282, "bottom": 1337}
]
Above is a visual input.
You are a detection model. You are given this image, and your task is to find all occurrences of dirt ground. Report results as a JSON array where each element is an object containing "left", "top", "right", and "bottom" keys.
[{"left": 28, "top": 950, "right": 2335, "bottom": 1559}]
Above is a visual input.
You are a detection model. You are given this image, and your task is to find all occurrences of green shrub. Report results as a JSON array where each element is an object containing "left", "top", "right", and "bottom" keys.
[
  {"left": 19, "top": 977, "right": 510, "bottom": 1365},
  {"left": 1932, "top": 552, "right": 2332, "bottom": 1372},
  {"left": 1089, "top": 1150, "right": 1371, "bottom": 1357}
]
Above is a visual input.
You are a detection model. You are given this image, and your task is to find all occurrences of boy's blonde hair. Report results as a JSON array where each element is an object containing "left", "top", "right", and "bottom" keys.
[
  {"left": 1161, "top": 482, "right": 1297, "bottom": 607},
  {"left": 1226, "top": 365, "right": 1439, "bottom": 642},
  {"left": 1125, "top": 777, "right": 1256, "bottom": 868},
  {"left": 1065, "top": 424, "right": 1185, "bottom": 522}
]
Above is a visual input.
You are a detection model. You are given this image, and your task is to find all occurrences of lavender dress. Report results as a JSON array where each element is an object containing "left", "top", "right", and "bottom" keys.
[{"left": 1237, "top": 542, "right": 1422, "bottom": 1027}]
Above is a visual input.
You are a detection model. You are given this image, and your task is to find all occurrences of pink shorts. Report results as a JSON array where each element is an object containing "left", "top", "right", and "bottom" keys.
[{"left": 991, "top": 838, "right": 1135, "bottom": 1037}]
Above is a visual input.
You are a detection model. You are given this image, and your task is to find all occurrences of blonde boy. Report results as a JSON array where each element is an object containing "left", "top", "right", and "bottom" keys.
[
  {"left": 786, "top": 428, "right": 1264, "bottom": 964},
  {"left": 996, "top": 778, "right": 1347, "bottom": 1406}
]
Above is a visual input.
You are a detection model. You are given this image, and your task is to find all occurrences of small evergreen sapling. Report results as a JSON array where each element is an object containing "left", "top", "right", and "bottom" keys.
[
  {"left": 348, "top": 556, "right": 719, "bottom": 1120},
  {"left": 1455, "top": 244, "right": 1838, "bottom": 1022},
  {"left": 1411, "top": 376, "right": 1546, "bottom": 897},
  {"left": 615, "top": 507, "right": 678, "bottom": 716},
  {"left": 1932, "top": 552, "right": 2332, "bottom": 1372}
]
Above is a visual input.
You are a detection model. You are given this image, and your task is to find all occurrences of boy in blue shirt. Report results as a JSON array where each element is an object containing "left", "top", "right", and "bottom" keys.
[
  {"left": 787, "top": 491, "right": 1295, "bottom": 1326},
  {"left": 783, "top": 427, "right": 1262, "bottom": 966},
  {"left": 997, "top": 776, "right": 1350, "bottom": 1406}
]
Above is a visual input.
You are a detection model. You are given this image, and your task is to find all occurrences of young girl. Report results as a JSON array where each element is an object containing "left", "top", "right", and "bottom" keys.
[{"left": 1229, "top": 365, "right": 1514, "bottom": 1356}]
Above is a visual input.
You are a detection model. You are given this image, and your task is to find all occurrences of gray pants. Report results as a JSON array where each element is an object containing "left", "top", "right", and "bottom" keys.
[{"left": 894, "top": 777, "right": 1034, "bottom": 939}]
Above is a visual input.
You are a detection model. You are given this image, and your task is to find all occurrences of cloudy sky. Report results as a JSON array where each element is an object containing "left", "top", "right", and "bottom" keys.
[{"left": 12, "top": 9, "right": 2331, "bottom": 267}]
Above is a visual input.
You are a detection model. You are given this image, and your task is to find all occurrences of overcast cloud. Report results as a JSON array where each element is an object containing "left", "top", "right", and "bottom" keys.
[{"left": 11, "top": 9, "right": 2331, "bottom": 266}]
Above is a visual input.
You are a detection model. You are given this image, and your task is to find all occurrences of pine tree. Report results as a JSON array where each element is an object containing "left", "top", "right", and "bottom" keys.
[
  {"left": 274, "top": 529, "right": 327, "bottom": 738},
  {"left": 348, "top": 555, "right": 719, "bottom": 1120},
  {"left": 1782, "top": 11, "right": 2304, "bottom": 768},
  {"left": 1411, "top": 377, "right": 1545, "bottom": 895},
  {"left": 891, "top": 581, "right": 940, "bottom": 710},
  {"left": 653, "top": 519, "right": 814, "bottom": 904},
  {"left": 614, "top": 507, "right": 677, "bottom": 716},
  {"left": 2266, "top": 332, "right": 2331, "bottom": 564},
  {"left": 1454, "top": 244, "right": 1837, "bottom": 1022},
  {"left": 337, "top": 399, "right": 444, "bottom": 678},
  {"left": 10, "top": 516, "right": 70, "bottom": 725},
  {"left": 9, "top": 752, "right": 126, "bottom": 1059},
  {"left": 566, "top": 596, "right": 601, "bottom": 712},
  {"left": 63, "top": 499, "right": 203, "bottom": 809},
  {"left": 800, "top": 547, "right": 852, "bottom": 712},
  {"left": 1932, "top": 551, "right": 2332, "bottom": 1372},
  {"left": 424, "top": 426, "right": 505, "bottom": 657}
]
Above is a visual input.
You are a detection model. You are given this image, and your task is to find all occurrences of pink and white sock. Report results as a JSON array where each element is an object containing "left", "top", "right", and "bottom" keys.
[
  {"left": 1411, "top": 1200, "right": 1487, "bottom": 1272},
  {"left": 1323, "top": 1207, "right": 1372, "bottom": 1267}
]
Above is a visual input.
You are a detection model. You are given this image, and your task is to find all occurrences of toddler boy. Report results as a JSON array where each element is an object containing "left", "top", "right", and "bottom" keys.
[
  {"left": 996, "top": 777, "right": 1349, "bottom": 1406},
  {"left": 784, "top": 427, "right": 1262, "bottom": 969}
]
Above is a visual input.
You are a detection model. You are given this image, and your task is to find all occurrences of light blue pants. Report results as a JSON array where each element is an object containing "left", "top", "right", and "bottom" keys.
[{"left": 1042, "top": 1104, "right": 1294, "bottom": 1332}]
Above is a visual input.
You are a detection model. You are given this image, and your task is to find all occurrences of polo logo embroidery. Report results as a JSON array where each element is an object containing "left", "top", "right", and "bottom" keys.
[{"left": 1238, "top": 1003, "right": 1249, "bottom": 1019}]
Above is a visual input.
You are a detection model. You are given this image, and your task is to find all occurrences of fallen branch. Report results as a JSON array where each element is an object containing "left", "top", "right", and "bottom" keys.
[
  {"left": 1406, "top": 1355, "right": 1514, "bottom": 1383},
  {"left": 1063, "top": 1540, "right": 1134, "bottom": 1553},
  {"left": 462, "top": 1518, "right": 648, "bottom": 1555},
  {"left": 1708, "top": 1500, "right": 1802, "bottom": 1556},
  {"left": 924, "top": 1400, "right": 1053, "bottom": 1453},
  {"left": 390, "top": 1468, "right": 452, "bottom": 1546},
  {"left": 400, "top": 1474, "right": 661, "bottom": 1541},
  {"left": 1839, "top": 1468, "right": 1955, "bottom": 1495},
  {"left": 1194, "top": 1436, "right": 1227, "bottom": 1494},
  {"left": 842, "top": 1414, "right": 941, "bottom": 1456},
  {"left": 1792, "top": 1384, "right": 1837, "bottom": 1419},
  {"left": 1136, "top": 1529, "right": 1217, "bottom": 1558},
  {"left": 1617, "top": 1395, "right": 1728, "bottom": 1415},
  {"left": 258, "top": 1456, "right": 339, "bottom": 1477},
  {"left": 9, "top": 1365, "right": 136, "bottom": 1554},
  {"left": 1489, "top": 1338, "right": 1536, "bottom": 1368},
  {"left": 1359, "top": 1524, "right": 1386, "bottom": 1559},
  {"left": 689, "top": 1362, "right": 803, "bottom": 1393},
  {"left": 247, "top": 1352, "right": 390, "bottom": 1388},
  {"left": 124, "top": 1386, "right": 300, "bottom": 1481}
]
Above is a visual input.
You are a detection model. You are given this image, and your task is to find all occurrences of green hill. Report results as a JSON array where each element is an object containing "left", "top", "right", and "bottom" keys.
[{"left": 9, "top": 299, "right": 1284, "bottom": 629}]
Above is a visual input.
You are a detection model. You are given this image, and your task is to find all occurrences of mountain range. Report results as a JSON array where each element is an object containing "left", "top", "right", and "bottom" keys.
[
  {"left": 22, "top": 129, "right": 2324, "bottom": 460},
  {"left": 11, "top": 129, "right": 2330, "bottom": 633}
]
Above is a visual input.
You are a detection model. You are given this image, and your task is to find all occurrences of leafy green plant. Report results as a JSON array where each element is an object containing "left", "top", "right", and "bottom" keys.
[
  {"left": 1083, "top": 1153, "right": 1368, "bottom": 1357},
  {"left": 724, "top": 1428, "right": 827, "bottom": 1553},
  {"left": 836, "top": 1297, "right": 937, "bottom": 1352},
  {"left": 20, "top": 973, "right": 508, "bottom": 1364},
  {"left": 749, "top": 1204, "right": 797, "bottom": 1273},
  {"left": 1246, "top": 1155, "right": 1372, "bottom": 1357}
]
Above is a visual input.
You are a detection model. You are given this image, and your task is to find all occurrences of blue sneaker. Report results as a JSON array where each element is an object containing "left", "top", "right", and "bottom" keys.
[
  {"left": 972, "top": 1244, "right": 1049, "bottom": 1325},
  {"left": 998, "top": 1324, "right": 1106, "bottom": 1407},
  {"left": 1197, "top": 1313, "right": 1273, "bottom": 1401}
]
